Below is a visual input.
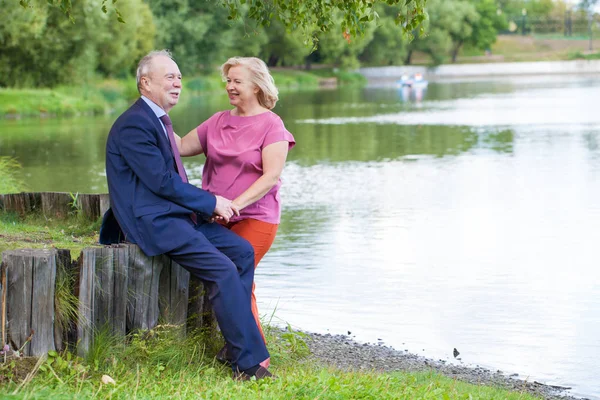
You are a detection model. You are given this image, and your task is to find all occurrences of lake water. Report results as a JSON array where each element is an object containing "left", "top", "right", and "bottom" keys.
[{"left": 1, "top": 75, "right": 599, "bottom": 399}]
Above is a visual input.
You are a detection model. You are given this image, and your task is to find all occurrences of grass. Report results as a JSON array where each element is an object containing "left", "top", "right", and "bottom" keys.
[
  {"left": 0, "top": 69, "right": 364, "bottom": 119},
  {"left": 0, "top": 157, "right": 27, "bottom": 194},
  {"left": 410, "top": 34, "right": 600, "bottom": 64},
  {"left": 0, "top": 87, "right": 108, "bottom": 118},
  {"left": 0, "top": 211, "right": 101, "bottom": 262},
  {"left": 0, "top": 322, "right": 543, "bottom": 400}
]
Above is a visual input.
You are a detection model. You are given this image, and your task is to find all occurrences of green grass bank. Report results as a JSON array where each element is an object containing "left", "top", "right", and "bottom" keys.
[
  {"left": 0, "top": 321, "right": 544, "bottom": 400},
  {"left": 0, "top": 70, "right": 365, "bottom": 119}
]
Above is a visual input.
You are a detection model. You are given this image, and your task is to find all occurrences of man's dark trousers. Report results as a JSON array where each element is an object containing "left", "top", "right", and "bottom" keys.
[{"left": 167, "top": 221, "right": 268, "bottom": 371}]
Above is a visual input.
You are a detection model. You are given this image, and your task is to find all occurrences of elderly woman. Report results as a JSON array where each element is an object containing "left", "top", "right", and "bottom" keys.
[{"left": 177, "top": 57, "right": 295, "bottom": 368}]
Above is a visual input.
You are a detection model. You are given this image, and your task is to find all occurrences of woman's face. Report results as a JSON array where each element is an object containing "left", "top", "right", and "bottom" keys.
[{"left": 225, "top": 65, "right": 259, "bottom": 109}]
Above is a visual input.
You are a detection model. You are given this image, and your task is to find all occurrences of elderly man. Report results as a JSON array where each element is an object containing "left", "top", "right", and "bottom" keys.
[{"left": 99, "top": 49, "right": 272, "bottom": 380}]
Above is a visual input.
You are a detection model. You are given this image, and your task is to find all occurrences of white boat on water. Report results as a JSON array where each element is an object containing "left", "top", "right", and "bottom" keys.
[{"left": 396, "top": 73, "right": 428, "bottom": 88}]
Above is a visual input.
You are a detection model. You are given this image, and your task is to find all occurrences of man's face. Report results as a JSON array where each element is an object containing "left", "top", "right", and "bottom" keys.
[{"left": 140, "top": 55, "right": 182, "bottom": 112}]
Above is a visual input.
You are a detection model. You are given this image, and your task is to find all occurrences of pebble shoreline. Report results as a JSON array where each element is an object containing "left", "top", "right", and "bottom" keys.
[{"left": 293, "top": 330, "right": 585, "bottom": 400}]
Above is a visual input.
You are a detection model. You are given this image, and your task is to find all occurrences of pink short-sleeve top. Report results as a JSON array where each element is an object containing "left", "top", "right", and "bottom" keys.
[{"left": 196, "top": 110, "right": 295, "bottom": 224}]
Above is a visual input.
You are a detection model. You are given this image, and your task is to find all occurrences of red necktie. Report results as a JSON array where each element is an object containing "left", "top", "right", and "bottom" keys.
[{"left": 160, "top": 114, "right": 198, "bottom": 225}]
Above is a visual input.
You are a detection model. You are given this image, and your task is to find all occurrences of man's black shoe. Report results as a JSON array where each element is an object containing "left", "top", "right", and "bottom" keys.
[
  {"left": 216, "top": 345, "right": 232, "bottom": 366},
  {"left": 233, "top": 366, "right": 275, "bottom": 381}
]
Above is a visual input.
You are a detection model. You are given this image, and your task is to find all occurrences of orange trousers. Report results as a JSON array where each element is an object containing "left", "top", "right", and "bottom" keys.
[{"left": 228, "top": 218, "right": 278, "bottom": 368}]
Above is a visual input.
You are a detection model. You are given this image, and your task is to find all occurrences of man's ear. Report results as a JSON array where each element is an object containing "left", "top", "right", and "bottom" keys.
[{"left": 140, "top": 76, "right": 150, "bottom": 91}]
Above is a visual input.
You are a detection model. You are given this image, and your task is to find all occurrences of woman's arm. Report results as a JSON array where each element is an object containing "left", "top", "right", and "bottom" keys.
[
  {"left": 233, "top": 141, "right": 289, "bottom": 210},
  {"left": 175, "top": 128, "right": 204, "bottom": 157}
]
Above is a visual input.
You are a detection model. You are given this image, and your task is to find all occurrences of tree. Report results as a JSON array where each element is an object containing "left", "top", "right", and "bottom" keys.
[
  {"left": 260, "top": 20, "right": 311, "bottom": 67},
  {"left": 445, "top": 1, "right": 480, "bottom": 63},
  {"left": 445, "top": 0, "right": 507, "bottom": 63},
  {"left": 498, "top": 0, "right": 556, "bottom": 18},
  {"left": 19, "top": 0, "right": 429, "bottom": 46},
  {"left": 404, "top": 0, "right": 460, "bottom": 65},
  {"left": 0, "top": 0, "right": 154, "bottom": 87},
  {"left": 315, "top": 21, "right": 376, "bottom": 70},
  {"left": 146, "top": 0, "right": 238, "bottom": 75},
  {"left": 466, "top": 0, "right": 507, "bottom": 59},
  {"left": 359, "top": 4, "right": 409, "bottom": 66}
]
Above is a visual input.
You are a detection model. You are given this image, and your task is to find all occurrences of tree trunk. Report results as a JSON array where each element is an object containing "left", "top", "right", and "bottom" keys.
[
  {"left": 451, "top": 41, "right": 463, "bottom": 63},
  {"left": 404, "top": 49, "right": 413, "bottom": 65},
  {"left": 1, "top": 249, "right": 57, "bottom": 356},
  {"left": 77, "top": 246, "right": 129, "bottom": 357}
]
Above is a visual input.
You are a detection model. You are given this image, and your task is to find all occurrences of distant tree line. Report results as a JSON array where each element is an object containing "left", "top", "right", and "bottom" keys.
[{"left": 0, "top": 0, "right": 589, "bottom": 88}]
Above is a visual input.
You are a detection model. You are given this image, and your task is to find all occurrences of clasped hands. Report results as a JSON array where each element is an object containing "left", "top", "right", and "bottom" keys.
[{"left": 211, "top": 195, "right": 240, "bottom": 223}]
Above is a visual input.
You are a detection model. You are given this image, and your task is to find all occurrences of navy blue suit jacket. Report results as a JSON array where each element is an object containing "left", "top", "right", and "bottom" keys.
[{"left": 100, "top": 98, "right": 216, "bottom": 256}]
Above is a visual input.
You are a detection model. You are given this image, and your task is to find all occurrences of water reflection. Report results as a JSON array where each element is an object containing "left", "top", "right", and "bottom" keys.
[{"left": 1, "top": 77, "right": 600, "bottom": 398}]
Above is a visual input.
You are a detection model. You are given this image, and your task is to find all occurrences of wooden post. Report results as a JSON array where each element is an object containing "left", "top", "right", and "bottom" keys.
[
  {"left": 0, "top": 192, "right": 111, "bottom": 221},
  {"left": 1, "top": 193, "right": 41, "bottom": 216},
  {"left": 127, "top": 246, "right": 163, "bottom": 332},
  {"left": 158, "top": 260, "right": 190, "bottom": 329},
  {"left": 98, "top": 194, "right": 110, "bottom": 219},
  {"left": 78, "top": 194, "right": 110, "bottom": 221},
  {"left": 1, "top": 249, "right": 57, "bottom": 356},
  {"left": 1, "top": 262, "right": 6, "bottom": 347},
  {"left": 77, "top": 246, "right": 128, "bottom": 357},
  {"left": 40, "top": 192, "right": 72, "bottom": 219}
]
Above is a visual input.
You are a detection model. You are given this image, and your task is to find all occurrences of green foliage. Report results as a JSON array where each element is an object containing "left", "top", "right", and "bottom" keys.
[
  {"left": 260, "top": 19, "right": 312, "bottom": 67},
  {"left": 54, "top": 260, "right": 79, "bottom": 338},
  {"left": 499, "top": 0, "right": 556, "bottom": 18},
  {"left": 359, "top": 4, "right": 409, "bottom": 66},
  {"left": 470, "top": 0, "right": 508, "bottom": 50},
  {"left": 2, "top": 0, "right": 154, "bottom": 87},
  {"left": 221, "top": 0, "right": 428, "bottom": 48},
  {"left": 279, "top": 323, "right": 310, "bottom": 357},
  {"left": 312, "top": 14, "right": 377, "bottom": 70},
  {"left": 147, "top": 1, "right": 233, "bottom": 75},
  {"left": 569, "top": 50, "right": 600, "bottom": 59}
]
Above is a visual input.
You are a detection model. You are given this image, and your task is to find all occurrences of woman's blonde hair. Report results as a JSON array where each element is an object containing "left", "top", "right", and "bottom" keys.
[{"left": 221, "top": 57, "right": 279, "bottom": 110}]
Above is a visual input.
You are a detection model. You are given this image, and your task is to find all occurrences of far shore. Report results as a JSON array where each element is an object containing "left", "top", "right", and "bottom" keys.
[{"left": 359, "top": 59, "right": 600, "bottom": 84}]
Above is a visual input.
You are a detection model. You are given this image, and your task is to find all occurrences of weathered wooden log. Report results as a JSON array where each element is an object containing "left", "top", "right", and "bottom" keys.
[
  {"left": 127, "top": 245, "right": 163, "bottom": 332},
  {"left": 79, "top": 194, "right": 110, "bottom": 221},
  {"left": 98, "top": 194, "right": 110, "bottom": 219},
  {"left": 77, "top": 246, "right": 128, "bottom": 357},
  {"left": 1, "top": 249, "right": 57, "bottom": 356},
  {"left": 40, "top": 192, "right": 73, "bottom": 219},
  {"left": 1, "top": 243, "right": 214, "bottom": 358},
  {"left": 0, "top": 192, "right": 111, "bottom": 221},
  {"left": 1, "top": 193, "right": 41, "bottom": 215},
  {"left": 159, "top": 260, "right": 190, "bottom": 329},
  {"left": 1, "top": 261, "right": 6, "bottom": 347}
]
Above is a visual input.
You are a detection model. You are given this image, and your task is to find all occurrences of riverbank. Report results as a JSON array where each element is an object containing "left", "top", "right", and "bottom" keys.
[
  {"left": 0, "top": 69, "right": 365, "bottom": 120},
  {"left": 359, "top": 59, "right": 600, "bottom": 84},
  {"left": 303, "top": 330, "right": 581, "bottom": 400},
  {"left": 0, "top": 210, "right": 586, "bottom": 399}
]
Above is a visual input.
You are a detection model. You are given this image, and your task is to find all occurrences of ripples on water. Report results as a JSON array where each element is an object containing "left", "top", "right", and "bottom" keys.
[
  {"left": 1, "top": 75, "right": 599, "bottom": 398},
  {"left": 257, "top": 77, "right": 600, "bottom": 399}
]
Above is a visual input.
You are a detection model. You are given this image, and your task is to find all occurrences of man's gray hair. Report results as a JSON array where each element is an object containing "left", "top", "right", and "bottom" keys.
[{"left": 136, "top": 50, "right": 174, "bottom": 94}]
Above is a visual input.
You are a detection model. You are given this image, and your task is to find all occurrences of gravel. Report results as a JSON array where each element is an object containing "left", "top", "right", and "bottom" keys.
[{"left": 293, "top": 330, "right": 586, "bottom": 400}]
